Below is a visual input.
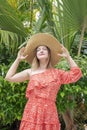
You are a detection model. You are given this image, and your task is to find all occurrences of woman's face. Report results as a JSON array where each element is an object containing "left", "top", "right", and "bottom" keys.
[{"left": 36, "top": 46, "right": 50, "bottom": 61}]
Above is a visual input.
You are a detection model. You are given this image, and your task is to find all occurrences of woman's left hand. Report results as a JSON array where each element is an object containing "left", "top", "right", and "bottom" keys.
[
  {"left": 57, "top": 45, "right": 70, "bottom": 59},
  {"left": 58, "top": 44, "right": 79, "bottom": 67}
]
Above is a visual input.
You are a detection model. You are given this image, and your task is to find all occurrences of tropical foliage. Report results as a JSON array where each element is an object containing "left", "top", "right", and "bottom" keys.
[{"left": 0, "top": 0, "right": 87, "bottom": 130}]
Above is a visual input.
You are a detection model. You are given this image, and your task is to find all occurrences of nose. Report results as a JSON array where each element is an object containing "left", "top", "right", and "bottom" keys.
[{"left": 40, "top": 49, "right": 44, "bottom": 53}]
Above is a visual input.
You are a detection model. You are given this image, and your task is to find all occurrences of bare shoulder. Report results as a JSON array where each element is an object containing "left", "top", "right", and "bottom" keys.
[{"left": 27, "top": 68, "right": 32, "bottom": 77}]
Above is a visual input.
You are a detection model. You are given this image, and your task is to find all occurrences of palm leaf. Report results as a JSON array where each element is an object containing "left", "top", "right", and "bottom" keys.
[
  {"left": 54, "top": 0, "right": 87, "bottom": 53},
  {"left": 0, "top": 0, "right": 27, "bottom": 37},
  {"left": 0, "top": 29, "right": 24, "bottom": 54},
  {"left": 35, "top": 0, "right": 61, "bottom": 39}
]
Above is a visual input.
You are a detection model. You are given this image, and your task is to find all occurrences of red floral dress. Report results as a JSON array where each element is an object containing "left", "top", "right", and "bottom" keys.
[{"left": 19, "top": 67, "right": 82, "bottom": 130}]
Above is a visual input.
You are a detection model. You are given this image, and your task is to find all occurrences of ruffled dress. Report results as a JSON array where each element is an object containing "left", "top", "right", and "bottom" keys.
[{"left": 19, "top": 67, "right": 82, "bottom": 130}]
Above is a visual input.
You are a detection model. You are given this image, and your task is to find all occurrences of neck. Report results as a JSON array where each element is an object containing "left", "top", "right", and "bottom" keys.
[{"left": 39, "top": 60, "right": 48, "bottom": 70}]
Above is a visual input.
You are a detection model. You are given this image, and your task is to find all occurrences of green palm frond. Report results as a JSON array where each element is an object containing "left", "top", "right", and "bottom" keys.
[
  {"left": 34, "top": 7, "right": 46, "bottom": 33},
  {"left": 61, "top": 0, "right": 87, "bottom": 30},
  {"left": 36, "top": 0, "right": 87, "bottom": 53},
  {"left": 54, "top": 0, "right": 87, "bottom": 53},
  {"left": 0, "top": 30, "right": 23, "bottom": 54},
  {"left": 0, "top": 0, "right": 27, "bottom": 37},
  {"left": 35, "top": 0, "right": 60, "bottom": 39}
]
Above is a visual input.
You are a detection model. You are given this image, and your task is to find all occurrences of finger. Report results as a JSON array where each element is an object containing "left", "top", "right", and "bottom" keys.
[
  {"left": 57, "top": 53, "right": 63, "bottom": 57},
  {"left": 22, "top": 47, "right": 25, "bottom": 52},
  {"left": 62, "top": 47, "right": 67, "bottom": 53},
  {"left": 61, "top": 44, "right": 65, "bottom": 49},
  {"left": 24, "top": 55, "right": 28, "bottom": 59},
  {"left": 20, "top": 47, "right": 25, "bottom": 53}
]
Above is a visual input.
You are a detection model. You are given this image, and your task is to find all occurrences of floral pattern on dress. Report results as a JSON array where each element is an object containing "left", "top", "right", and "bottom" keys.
[{"left": 19, "top": 67, "right": 82, "bottom": 130}]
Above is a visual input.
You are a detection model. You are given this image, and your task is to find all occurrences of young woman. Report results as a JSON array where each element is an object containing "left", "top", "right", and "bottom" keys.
[{"left": 5, "top": 33, "right": 82, "bottom": 130}]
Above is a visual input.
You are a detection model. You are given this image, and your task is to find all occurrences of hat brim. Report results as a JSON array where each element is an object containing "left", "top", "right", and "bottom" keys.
[{"left": 23, "top": 33, "right": 62, "bottom": 66}]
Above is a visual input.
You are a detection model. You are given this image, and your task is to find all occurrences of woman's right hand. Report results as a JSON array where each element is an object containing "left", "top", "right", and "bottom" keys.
[
  {"left": 5, "top": 47, "right": 29, "bottom": 82},
  {"left": 17, "top": 47, "right": 28, "bottom": 61}
]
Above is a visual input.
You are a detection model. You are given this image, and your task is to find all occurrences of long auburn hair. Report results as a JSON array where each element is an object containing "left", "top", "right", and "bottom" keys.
[{"left": 31, "top": 46, "right": 52, "bottom": 70}]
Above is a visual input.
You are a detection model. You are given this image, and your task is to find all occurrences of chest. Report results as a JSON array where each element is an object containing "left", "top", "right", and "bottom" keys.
[{"left": 30, "top": 71, "right": 61, "bottom": 88}]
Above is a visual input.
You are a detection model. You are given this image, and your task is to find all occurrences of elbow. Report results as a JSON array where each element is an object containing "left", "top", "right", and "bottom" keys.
[
  {"left": 77, "top": 68, "right": 82, "bottom": 79},
  {"left": 5, "top": 75, "right": 18, "bottom": 83},
  {"left": 5, "top": 76, "right": 11, "bottom": 82},
  {"left": 5, "top": 76, "right": 9, "bottom": 81}
]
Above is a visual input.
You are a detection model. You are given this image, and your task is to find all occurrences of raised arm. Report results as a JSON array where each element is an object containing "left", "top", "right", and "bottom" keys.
[
  {"left": 58, "top": 45, "right": 78, "bottom": 68},
  {"left": 5, "top": 47, "right": 31, "bottom": 82},
  {"left": 57, "top": 45, "right": 82, "bottom": 84}
]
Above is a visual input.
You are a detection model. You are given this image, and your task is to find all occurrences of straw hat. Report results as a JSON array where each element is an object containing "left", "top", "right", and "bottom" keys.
[{"left": 23, "top": 33, "right": 62, "bottom": 66}]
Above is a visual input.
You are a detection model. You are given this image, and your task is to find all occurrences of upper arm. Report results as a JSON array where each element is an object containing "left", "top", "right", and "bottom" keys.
[
  {"left": 58, "top": 67, "right": 82, "bottom": 84},
  {"left": 5, "top": 69, "right": 31, "bottom": 82}
]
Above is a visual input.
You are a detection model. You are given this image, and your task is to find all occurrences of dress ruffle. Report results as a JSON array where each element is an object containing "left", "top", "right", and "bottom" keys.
[
  {"left": 26, "top": 69, "right": 60, "bottom": 100},
  {"left": 20, "top": 97, "right": 61, "bottom": 130},
  {"left": 20, "top": 121, "right": 60, "bottom": 130}
]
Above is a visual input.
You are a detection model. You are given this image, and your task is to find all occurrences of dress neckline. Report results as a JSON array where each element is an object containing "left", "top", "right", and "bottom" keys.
[{"left": 30, "top": 68, "right": 53, "bottom": 77}]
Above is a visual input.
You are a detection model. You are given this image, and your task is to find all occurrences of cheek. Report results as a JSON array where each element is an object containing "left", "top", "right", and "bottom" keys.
[
  {"left": 36, "top": 51, "right": 39, "bottom": 56},
  {"left": 46, "top": 51, "right": 49, "bottom": 56}
]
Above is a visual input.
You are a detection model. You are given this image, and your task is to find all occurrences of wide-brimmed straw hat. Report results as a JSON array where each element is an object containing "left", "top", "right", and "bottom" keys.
[{"left": 23, "top": 33, "right": 62, "bottom": 66}]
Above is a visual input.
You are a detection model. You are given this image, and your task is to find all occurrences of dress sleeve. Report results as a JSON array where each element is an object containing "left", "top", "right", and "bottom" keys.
[{"left": 58, "top": 67, "right": 82, "bottom": 84}]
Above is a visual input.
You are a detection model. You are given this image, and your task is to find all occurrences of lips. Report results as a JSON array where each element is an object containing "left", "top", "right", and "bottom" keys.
[{"left": 39, "top": 53, "right": 45, "bottom": 56}]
